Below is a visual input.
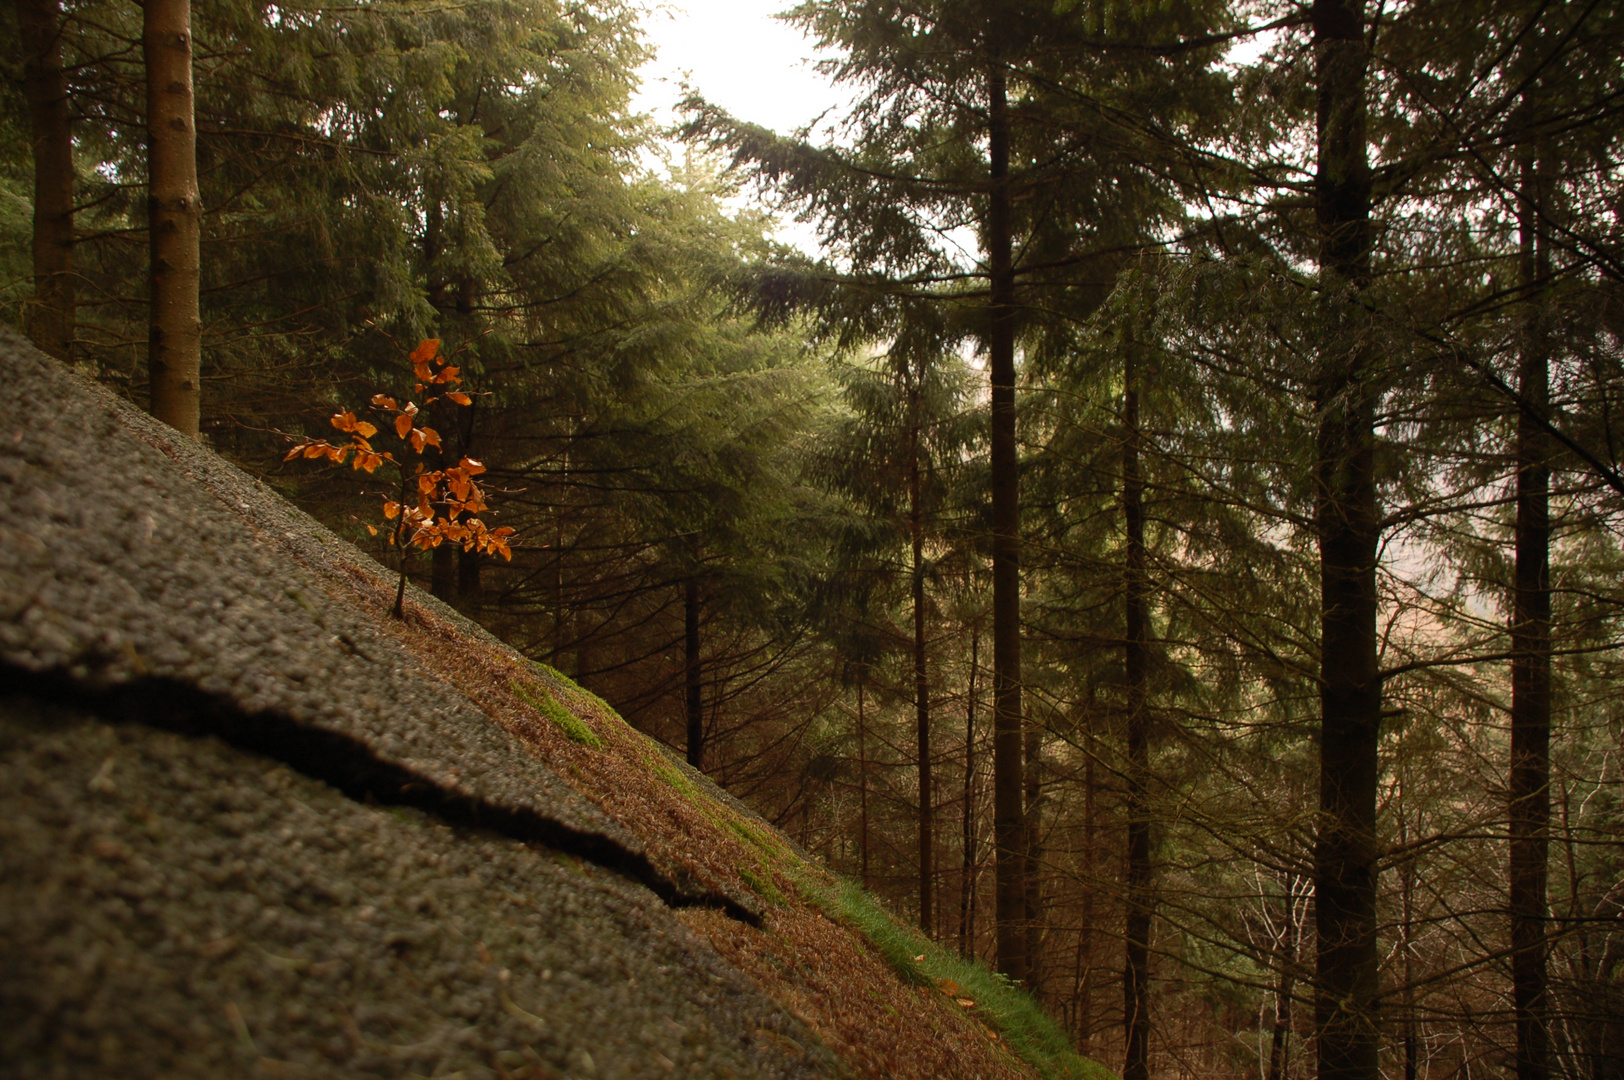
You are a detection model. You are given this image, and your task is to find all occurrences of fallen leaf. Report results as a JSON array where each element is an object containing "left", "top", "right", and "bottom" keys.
[
  {"left": 957, "top": 997, "right": 976, "bottom": 1008},
  {"left": 936, "top": 978, "right": 961, "bottom": 996}
]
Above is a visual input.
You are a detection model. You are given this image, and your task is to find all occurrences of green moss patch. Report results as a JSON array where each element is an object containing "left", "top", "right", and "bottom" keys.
[
  {"left": 652, "top": 760, "right": 700, "bottom": 800},
  {"left": 527, "top": 661, "right": 625, "bottom": 725},
  {"left": 793, "top": 874, "right": 1113, "bottom": 1080},
  {"left": 508, "top": 679, "right": 602, "bottom": 748}
]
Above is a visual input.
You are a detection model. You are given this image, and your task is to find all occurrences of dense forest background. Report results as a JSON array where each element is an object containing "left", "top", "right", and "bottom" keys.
[{"left": 4, "top": 1, "right": 1623, "bottom": 1079}]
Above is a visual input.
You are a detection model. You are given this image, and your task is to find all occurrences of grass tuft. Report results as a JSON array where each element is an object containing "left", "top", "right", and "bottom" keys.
[{"left": 508, "top": 679, "right": 602, "bottom": 748}]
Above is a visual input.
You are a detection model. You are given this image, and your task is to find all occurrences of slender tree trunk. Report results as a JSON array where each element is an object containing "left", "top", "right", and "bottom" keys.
[
  {"left": 1122, "top": 343, "right": 1152, "bottom": 1080},
  {"left": 18, "top": 0, "right": 75, "bottom": 362},
  {"left": 431, "top": 543, "right": 456, "bottom": 599},
  {"left": 858, "top": 667, "right": 870, "bottom": 889},
  {"left": 685, "top": 574, "right": 704, "bottom": 770},
  {"left": 960, "top": 628, "right": 979, "bottom": 958},
  {"left": 144, "top": 0, "right": 203, "bottom": 436},
  {"left": 1400, "top": 795, "right": 1418, "bottom": 1080},
  {"left": 458, "top": 547, "right": 480, "bottom": 597},
  {"left": 1077, "top": 735, "right": 1097, "bottom": 1053},
  {"left": 1311, "top": 6, "right": 1381, "bottom": 1080},
  {"left": 1267, "top": 932, "right": 1298, "bottom": 1080},
  {"left": 910, "top": 372, "right": 934, "bottom": 935},
  {"left": 1510, "top": 146, "right": 1553, "bottom": 1080},
  {"left": 1023, "top": 719, "right": 1043, "bottom": 992},
  {"left": 425, "top": 200, "right": 448, "bottom": 310},
  {"left": 986, "top": 36, "right": 1027, "bottom": 989}
]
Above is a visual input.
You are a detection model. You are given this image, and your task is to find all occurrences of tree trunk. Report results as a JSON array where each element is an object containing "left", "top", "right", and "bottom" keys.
[
  {"left": 1077, "top": 734, "right": 1097, "bottom": 1053},
  {"left": 145, "top": 0, "right": 203, "bottom": 437},
  {"left": 18, "top": 0, "right": 75, "bottom": 363},
  {"left": 431, "top": 544, "right": 456, "bottom": 600},
  {"left": 458, "top": 546, "right": 480, "bottom": 598},
  {"left": 685, "top": 574, "right": 704, "bottom": 770},
  {"left": 858, "top": 667, "right": 870, "bottom": 889},
  {"left": 910, "top": 370, "right": 934, "bottom": 935},
  {"left": 960, "top": 628, "right": 978, "bottom": 959},
  {"left": 1311, "top": 6, "right": 1381, "bottom": 1080},
  {"left": 1122, "top": 342, "right": 1152, "bottom": 1080},
  {"left": 1023, "top": 719, "right": 1043, "bottom": 993},
  {"left": 1510, "top": 145, "right": 1552, "bottom": 1080},
  {"left": 986, "top": 36, "right": 1027, "bottom": 989},
  {"left": 1267, "top": 946, "right": 1297, "bottom": 1080}
]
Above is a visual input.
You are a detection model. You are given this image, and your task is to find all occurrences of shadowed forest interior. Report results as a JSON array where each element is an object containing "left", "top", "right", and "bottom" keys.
[{"left": 5, "top": 1, "right": 1622, "bottom": 1078}]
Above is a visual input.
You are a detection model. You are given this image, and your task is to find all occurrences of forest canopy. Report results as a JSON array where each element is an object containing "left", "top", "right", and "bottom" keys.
[{"left": 4, "top": 1, "right": 1622, "bottom": 1079}]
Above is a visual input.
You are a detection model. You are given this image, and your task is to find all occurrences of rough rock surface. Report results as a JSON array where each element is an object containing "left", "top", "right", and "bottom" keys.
[
  {"left": 1, "top": 330, "right": 1072, "bottom": 1080},
  {"left": 0, "top": 330, "right": 834, "bottom": 1079}
]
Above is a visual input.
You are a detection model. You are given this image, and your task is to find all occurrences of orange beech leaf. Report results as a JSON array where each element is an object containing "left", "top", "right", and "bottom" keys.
[
  {"left": 365, "top": 524, "right": 378, "bottom": 537},
  {"left": 460, "top": 457, "right": 487, "bottom": 475},
  {"left": 409, "top": 429, "right": 427, "bottom": 453},
  {"left": 371, "top": 394, "right": 396, "bottom": 411},
  {"left": 283, "top": 445, "right": 304, "bottom": 461},
  {"left": 421, "top": 427, "right": 442, "bottom": 449},
  {"left": 446, "top": 391, "right": 472, "bottom": 406},
  {"left": 303, "top": 443, "right": 330, "bottom": 459},
  {"left": 437, "top": 366, "right": 460, "bottom": 383},
  {"left": 383, "top": 501, "right": 401, "bottom": 520},
  {"left": 395, "top": 413, "right": 413, "bottom": 439},
  {"left": 413, "top": 364, "right": 433, "bottom": 383},
  {"left": 403, "top": 401, "right": 419, "bottom": 416},
  {"left": 936, "top": 979, "right": 961, "bottom": 997},
  {"left": 409, "top": 338, "right": 440, "bottom": 365},
  {"left": 418, "top": 473, "right": 438, "bottom": 495},
  {"left": 355, "top": 420, "right": 377, "bottom": 438},
  {"left": 331, "top": 411, "right": 358, "bottom": 432},
  {"left": 957, "top": 998, "right": 976, "bottom": 1008},
  {"left": 353, "top": 450, "right": 384, "bottom": 473},
  {"left": 491, "top": 526, "right": 516, "bottom": 538}
]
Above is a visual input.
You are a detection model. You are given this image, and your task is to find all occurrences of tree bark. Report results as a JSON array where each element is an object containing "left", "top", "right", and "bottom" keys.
[
  {"left": 18, "top": 0, "right": 75, "bottom": 363},
  {"left": 144, "top": 0, "right": 203, "bottom": 436},
  {"left": 858, "top": 666, "right": 870, "bottom": 889},
  {"left": 1023, "top": 719, "right": 1043, "bottom": 992},
  {"left": 1122, "top": 342, "right": 1152, "bottom": 1080},
  {"left": 960, "top": 628, "right": 978, "bottom": 959},
  {"left": 909, "top": 368, "right": 934, "bottom": 935},
  {"left": 431, "top": 544, "right": 456, "bottom": 600},
  {"left": 1310, "top": 6, "right": 1381, "bottom": 1080},
  {"left": 1510, "top": 146, "right": 1552, "bottom": 1080},
  {"left": 685, "top": 573, "right": 704, "bottom": 770},
  {"left": 986, "top": 37, "right": 1028, "bottom": 989}
]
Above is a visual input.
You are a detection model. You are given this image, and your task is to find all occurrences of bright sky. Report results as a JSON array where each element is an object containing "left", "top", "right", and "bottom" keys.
[
  {"left": 632, "top": 0, "right": 853, "bottom": 254},
  {"left": 632, "top": 0, "right": 849, "bottom": 139}
]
